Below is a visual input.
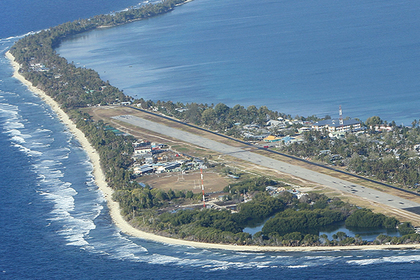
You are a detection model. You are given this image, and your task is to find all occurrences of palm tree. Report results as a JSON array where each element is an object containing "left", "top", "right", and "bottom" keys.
[{"left": 320, "top": 233, "right": 329, "bottom": 244}]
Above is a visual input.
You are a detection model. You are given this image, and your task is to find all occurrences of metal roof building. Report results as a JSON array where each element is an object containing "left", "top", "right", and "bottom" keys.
[{"left": 312, "top": 118, "right": 361, "bottom": 132}]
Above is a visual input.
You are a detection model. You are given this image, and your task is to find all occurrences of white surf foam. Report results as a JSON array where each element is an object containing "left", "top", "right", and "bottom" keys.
[
  {"left": 0, "top": 32, "right": 32, "bottom": 43},
  {"left": 347, "top": 254, "right": 420, "bottom": 266},
  {"left": 13, "top": 143, "right": 43, "bottom": 156},
  {"left": 11, "top": 135, "right": 26, "bottom": 143},
  {"left": 287, "top": 265, "right": 309, "bottom": 269}
]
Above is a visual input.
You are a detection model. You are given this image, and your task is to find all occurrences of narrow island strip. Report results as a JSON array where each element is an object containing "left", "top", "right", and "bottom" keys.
[{"left": 6, "top": 50, "right": 420, "bottom": 252}]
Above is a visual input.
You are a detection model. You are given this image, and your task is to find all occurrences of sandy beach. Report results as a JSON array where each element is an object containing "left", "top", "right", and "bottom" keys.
[{"left": 6, "top": 50, "right": 420, "bottom": 252}]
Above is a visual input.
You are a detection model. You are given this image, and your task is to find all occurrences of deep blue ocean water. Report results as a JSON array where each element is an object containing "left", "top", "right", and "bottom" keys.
[{"left": 2, "top": 1, "right": 420, "bottom": 279}]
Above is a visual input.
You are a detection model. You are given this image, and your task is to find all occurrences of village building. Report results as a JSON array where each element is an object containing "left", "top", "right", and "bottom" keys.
[
  {"left": 265, "top": 186, "right": 286, "bottom": 196},
  {"left": 298, "top": 126, "right": 311, "bottom": 134},
  {"left": 154, "top": 162, "right": 182, "bottom": 173},
  {"left": 263, "top": 135, "right": 282, "bottom": 142},
  {"left": 133, "top": 140, "right": 151, "bottom": 148},
  {"left": 281, "top": 135, "right": 295, "bottom": 144},
  {"left": 243, "top": 124, "right": 260, "bottom": 130},
  {"left": 370, "top": 124, "right": 394, "bottom": 132},
  {"left": 133, "top": 165, "right": 154, "bottom": 175},
  {"left": 134, "top": 147, "right": 152, "bottom": 155},
  {"left": 312, "top": 118, "right": 361, "bottom": 132},
  {"left": 175, "top": 108, "right": 188, "bottom": 113},
  {"left": 266, "top": 119, "right": 286, "bottom": 128},
  {"left": 328, "top": 131, "right": 346, "bottom": 139}
]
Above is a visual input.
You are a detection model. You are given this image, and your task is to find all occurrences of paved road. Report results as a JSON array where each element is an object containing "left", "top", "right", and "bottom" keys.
[{"left": 113, "top": 115, "right": 420, "bottom": 214}]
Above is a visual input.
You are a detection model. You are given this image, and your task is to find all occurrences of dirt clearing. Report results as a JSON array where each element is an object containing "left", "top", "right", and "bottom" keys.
[{"left": 139, "top": 169, "right": 233, "bottom": 193}]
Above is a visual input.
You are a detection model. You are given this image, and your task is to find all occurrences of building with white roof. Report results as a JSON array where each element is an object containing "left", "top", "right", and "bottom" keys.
[{"left": 312, "top": 119, "right": 361, "bottom": 132}]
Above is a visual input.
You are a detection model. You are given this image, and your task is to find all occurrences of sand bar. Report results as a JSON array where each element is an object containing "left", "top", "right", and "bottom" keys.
[{"left": 6, "top": 50, "right": 420, "bottom": 252}]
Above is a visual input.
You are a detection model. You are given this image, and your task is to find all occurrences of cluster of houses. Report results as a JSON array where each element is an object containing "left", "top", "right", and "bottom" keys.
[
  {"left": 242, "top": 116, "right": 364, "bottom": 146},
  {"left": 131, "top": 139, "right": 206, "bottom": 176},
  {"left": 369, "top": 124, "right": 394, "bottom": 132},
  {"left": 243, "top": 117, "right": 311, "bottom": 142}
]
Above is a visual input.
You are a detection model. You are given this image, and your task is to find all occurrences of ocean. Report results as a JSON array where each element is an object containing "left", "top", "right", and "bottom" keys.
[{"left": 1, "top": 0, "right": 420, "bottom": 279}]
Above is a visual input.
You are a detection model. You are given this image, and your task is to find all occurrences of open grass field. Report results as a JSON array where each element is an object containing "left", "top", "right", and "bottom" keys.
[{"left": 139, "top": 169, "right": 232, "bottom": 194}]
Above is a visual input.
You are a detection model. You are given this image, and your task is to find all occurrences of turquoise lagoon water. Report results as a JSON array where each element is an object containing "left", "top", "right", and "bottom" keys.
[{"left": 58, "top": 0, "right": 420, "bottom": 125}]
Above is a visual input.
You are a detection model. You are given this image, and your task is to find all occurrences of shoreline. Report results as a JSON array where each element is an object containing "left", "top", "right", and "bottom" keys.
[{"left": 6, "top": 50, "right": 420, "bottom": 252}]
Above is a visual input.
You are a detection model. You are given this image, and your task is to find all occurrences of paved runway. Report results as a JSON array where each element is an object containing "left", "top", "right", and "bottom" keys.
[{"left": 113, "top": 115, "right": 420, "bottom": 213}]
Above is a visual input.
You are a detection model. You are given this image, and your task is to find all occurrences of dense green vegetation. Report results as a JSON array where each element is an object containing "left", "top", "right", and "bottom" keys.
[
  {"left": 345, "top": 209, "right": 399, "bottom": 228},
  {"left": 113, "top": 185, "right": 202, "bottom": 216},
  {"left": 234, "top": 194, "right": 286, "bottom": 226},
  {"left": 135, "top": 99, "right": 290, "bottom": 137},
  {"left": 262, "top": 208, "right": 346, "bottom": 236},
  {"left": 223, "top": 177, "right": 282, "bottom": 195},
  {"left": 73, "top": 111, "right": 137, "bottom": 190},
  {"left": 129, "top": 192, "right": 316, "bottom": 244},
  {"left": 114, "top": 186, "right": 417, "bottom": 246}
]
